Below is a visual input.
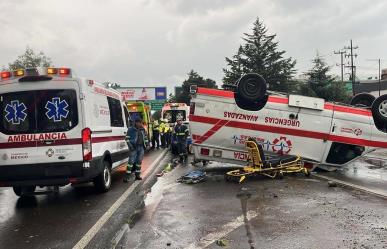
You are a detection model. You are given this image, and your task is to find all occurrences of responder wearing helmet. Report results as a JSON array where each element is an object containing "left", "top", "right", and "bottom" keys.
[
  {"left": 124, "top": 118, "right": 149, "bottom": 182},
  {"left": 173, "top": 117, "right": 189, "bottom": 163}
]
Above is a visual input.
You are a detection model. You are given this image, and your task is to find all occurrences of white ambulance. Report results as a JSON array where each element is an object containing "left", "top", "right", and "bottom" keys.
[
  {"left": 0, "top": 68, "right": 130, "bottom": 197},
  {"left": 161, "top": 103, "right": 190, "bottom": 125},
  {"left": 189, "top": 74, "right": 387, "bottom": 169}
]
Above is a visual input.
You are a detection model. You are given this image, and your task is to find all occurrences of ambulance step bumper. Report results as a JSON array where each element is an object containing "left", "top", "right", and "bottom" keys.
[{"left": 0, "top": 160, "right": 102, "bottom": 187}]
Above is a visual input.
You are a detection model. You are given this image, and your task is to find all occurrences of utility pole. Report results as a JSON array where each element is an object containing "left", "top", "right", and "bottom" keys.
[
  {"left": 344, "top": 39, "right": 358, "bottom": 95},
  {"left": 334, "top": 50, "right": 346, "bottom": 83},
  {"left": 367, "top": 58, "right": 381, "bottom": 96}
]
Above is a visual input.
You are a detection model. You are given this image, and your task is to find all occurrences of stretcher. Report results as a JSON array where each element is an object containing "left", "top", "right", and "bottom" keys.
[{"left": 226, "top": 139, "right": 310, "bottom": 183}]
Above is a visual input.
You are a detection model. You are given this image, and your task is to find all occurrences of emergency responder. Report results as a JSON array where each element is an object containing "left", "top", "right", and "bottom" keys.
[
  {"left": 152, "top": 120, "right": 160, "bottom": 149},
  {"left": 124, "top": 119, "right": 149, "bottom": 182},
  {"left": 164, "top": 122, "right": 171, "bottom": 147},
  {"left": 174, "top": 117, "right": 189, "bottom": 162},
  {"left": 159, "top": 119, "right": 166, "bottom": 147}
]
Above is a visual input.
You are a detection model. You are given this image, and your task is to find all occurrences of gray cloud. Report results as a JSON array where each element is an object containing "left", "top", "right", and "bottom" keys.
[{"left": 1, "top": 0, "right": 387, "bottom": 91}]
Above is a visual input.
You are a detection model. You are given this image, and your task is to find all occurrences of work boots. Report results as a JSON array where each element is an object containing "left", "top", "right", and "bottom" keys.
[
  {"left": 135, "top": 173, "right": 142, "bottom": 181},
  {"left": 123, "top": 173, "right": 131, "bottom": 183}
]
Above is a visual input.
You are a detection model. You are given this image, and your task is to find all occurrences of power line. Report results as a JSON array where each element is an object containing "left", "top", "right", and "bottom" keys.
[
  {"left": 334, "top": 50, "right": 346, "bottom": 83},
  {"left": 343, "top": 39, "right": 359, "bottom": 95}
]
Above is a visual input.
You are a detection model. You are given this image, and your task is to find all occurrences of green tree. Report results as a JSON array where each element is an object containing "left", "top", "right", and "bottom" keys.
[
  {"left": 223, "top": 18, "right": 296, "bottom": 91},
  {"left": 8, "top": 46, "right": 52, "bottom": 70},
  {"left": 176, "top": 70, "right": 217, "bottom": 104},
  {"left": 302, "top": 53, "right": 349, "bottom": 102}
]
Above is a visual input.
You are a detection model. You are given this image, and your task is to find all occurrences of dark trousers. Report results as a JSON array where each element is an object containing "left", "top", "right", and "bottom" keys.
[
  {"left": 152, "top": 131, "right": 160, "bottom": 148},
  {"left": 160, "top": 133, "right": 166, "bottom": 147},
  {"left": 165, "top": 132, "right": 171, "bottom": 147}
]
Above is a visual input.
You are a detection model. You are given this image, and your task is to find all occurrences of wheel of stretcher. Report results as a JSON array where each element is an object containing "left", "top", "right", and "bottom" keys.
[
  {"left": 350, "top": 93, "right": 375, "bottom": 107},
  {"left": 372, "top": 94, "right": 387, "bottom": 123}
]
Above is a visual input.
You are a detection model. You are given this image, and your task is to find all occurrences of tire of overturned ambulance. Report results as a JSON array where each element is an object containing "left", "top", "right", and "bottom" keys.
[
  {"left": 94, "top": 160, "right": 112, "bottom": 193},
  {"left": 350, "top": 93, "right": 375, "bottom": 107},
  {"left": 372, "top": 94, "right": 387, "bottom": 123},
  {"left": 13, "top": 186, "right": 36, "bottom": 197},
  {"left": 236, "top": 73, "right": 267, "bottom": 102}
]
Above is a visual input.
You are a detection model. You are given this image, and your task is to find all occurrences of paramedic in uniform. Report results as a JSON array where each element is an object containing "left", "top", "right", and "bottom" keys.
[
  {"left": 174, "top": 117, "right": 189, "bottom": 162},
  {"left": 124, "top": 119, "right": 149, "bottom": 182}
]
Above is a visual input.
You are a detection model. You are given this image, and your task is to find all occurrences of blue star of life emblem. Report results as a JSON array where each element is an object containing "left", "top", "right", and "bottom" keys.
[
  {"left": 5, "top": 100, "right": 27, "bottom": 124},
  {"left": 45, "top": 97, "right": 69, "bottom": 122}
]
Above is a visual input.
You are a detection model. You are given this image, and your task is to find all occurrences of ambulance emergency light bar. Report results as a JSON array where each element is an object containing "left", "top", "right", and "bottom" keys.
[{"left": 0, "top": 67, "right": 72, "bottom": 81}]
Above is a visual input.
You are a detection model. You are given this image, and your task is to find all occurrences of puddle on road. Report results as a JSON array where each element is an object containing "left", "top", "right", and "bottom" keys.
[{"left": 236, "top": 187, "right": 256, "bottom": 249}]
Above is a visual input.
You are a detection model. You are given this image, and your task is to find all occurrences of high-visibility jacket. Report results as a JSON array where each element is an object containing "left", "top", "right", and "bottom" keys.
[
  {"left": 164, "top": 123, "right": 171, "bottom": 133},
  {"left": 159, "top": 122, "right": 166, "bottom": 134}
]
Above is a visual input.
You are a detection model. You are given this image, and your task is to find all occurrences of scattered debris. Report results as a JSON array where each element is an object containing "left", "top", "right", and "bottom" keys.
[
  {"left": 216, "top": 239, "right": 228, "bottom": 247},
  {"left": 328, "top": 181, "right": 338, "bottom": 187},
  {"left": 177, "top": 170, "right": 206, "bottom": 184}
]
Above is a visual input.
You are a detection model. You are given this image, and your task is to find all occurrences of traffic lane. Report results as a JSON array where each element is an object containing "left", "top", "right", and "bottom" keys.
[
  {"left": 0, "top": 148, "right": 166, "bottom": 249},
  {"left": 121, "top": 161, "right": 387, "bottom": 249},
  {"left": 316, "top": 156, "right": 387, "bottom": 196}
]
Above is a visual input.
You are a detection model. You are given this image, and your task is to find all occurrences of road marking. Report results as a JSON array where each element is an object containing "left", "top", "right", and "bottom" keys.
[
  {"left": 72, "top": 149, "right": 168, "bottom": 249},
  {"left": 313, "top": 174, "right": 387, "bottom": 199},
  {"left": 184, "top": 210, "right": 259, "bottom": 249}
]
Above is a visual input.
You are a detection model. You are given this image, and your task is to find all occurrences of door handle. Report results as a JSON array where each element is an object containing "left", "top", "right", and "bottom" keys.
[
  {"left": 44, "top": 140, "right": 54, "bottom": 145},
  {"left": 331, "top": 125, "right": 336, "bottom": 133}
]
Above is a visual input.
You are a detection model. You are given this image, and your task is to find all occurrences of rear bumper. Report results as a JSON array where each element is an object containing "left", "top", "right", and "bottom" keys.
[{"left": 0, "top": 158, "right": 103, "bottom": 187}]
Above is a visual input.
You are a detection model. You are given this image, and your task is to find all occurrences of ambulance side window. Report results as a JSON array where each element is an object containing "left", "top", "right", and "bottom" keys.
[
  {"left": 123, "top": 105, "right": 129, "bottom": 127},
  {"left": 326, "top": 142, "right": 365, "bottom": 164},
  {"left": 107, "top": 97, "right": 124, "bottom": 127}
]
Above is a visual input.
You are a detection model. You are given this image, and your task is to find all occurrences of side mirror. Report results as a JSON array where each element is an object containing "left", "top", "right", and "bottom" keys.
[{"left": 190, "top": 85, "right": 198, "bottom": 94}]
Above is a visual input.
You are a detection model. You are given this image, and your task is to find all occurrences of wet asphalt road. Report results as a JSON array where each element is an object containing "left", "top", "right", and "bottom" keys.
[
  {"left": 119, "top": 156, "right": 387, "bottom": 249},
  {"left": 0, "top": 149, "right": 166, "bottom": 249},
  {"left": 317, "top": 149, "right": 387, "bottom": 196}
]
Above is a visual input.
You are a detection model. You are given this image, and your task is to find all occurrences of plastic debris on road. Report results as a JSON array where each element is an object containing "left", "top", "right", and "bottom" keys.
[
  {"left": 216, "top": 239, "right": 228, "bottom": 246},
  {"left": 177, "top": 170, "right": 206, "bottom": 184}
]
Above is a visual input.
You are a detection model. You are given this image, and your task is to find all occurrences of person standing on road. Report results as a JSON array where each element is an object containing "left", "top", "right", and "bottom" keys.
[
  {"left": 124, "top": 119, "right": 149, "bottom": 182},
  {"left": 164, "top": 122, "right": 171, "bottom": 148},
  {"left": 152, "top": 120, "right": 160, "bottom": 149},
  {"left": 174, "top": 118, "right": 189, "bottom": 163},
  {"left": 159, "top": 119, "right": 166, "bottom": 148}
]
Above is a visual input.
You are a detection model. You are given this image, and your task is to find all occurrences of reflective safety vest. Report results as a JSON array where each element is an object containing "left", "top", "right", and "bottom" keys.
[
  {"left": 159, "top": 122, "right": 166, "bottom": 133},
  {"left": 174, "top": 124, "right": 189, "bottom": 141}
]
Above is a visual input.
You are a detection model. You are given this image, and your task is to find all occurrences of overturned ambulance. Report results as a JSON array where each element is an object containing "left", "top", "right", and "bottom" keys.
[{"left": 189, "top": 74, "right": 387, "bottom": 169}]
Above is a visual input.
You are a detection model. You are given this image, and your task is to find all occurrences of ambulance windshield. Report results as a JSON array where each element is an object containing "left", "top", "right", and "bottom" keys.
[
  {"left": 163, "top": 110, "right": 186, "bottom": 123},
  {"left": 0, "top": 89, "right": 78, "bottom": 135}
]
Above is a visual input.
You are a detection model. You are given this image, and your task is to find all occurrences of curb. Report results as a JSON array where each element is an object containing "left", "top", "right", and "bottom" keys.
[
  {"left": 312, "top": 173, "right": 387, "bottom": 200},
  {"left": 73, "top": 149, "right": 170, "bottom": 249}
]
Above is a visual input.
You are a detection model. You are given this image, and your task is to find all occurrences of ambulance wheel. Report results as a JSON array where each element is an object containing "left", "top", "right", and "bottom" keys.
[
  {"left": 235, "top": 94, "right": 268, "bottom": 111},
  {"left": 94, "top": 160, "right": 112, "bottom": 193},
  {"left": 350, "top": 93, "right": 375, "bottom": 107},
  {"left": 236, "top": 73, "right": 267, "bottom": 102},
  {"left": 13, "top": 186, "right": 36, "bottom": 197},
  {"left": 372, "top": 94, "right": 387, "bottom": 123}
]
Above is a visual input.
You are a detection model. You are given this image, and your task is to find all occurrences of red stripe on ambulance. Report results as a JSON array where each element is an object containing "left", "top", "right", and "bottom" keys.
[{"left": 191, "top": 115, "right": 387, "bottom": 148}]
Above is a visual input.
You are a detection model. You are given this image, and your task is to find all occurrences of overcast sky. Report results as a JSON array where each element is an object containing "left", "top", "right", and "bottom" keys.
[{"left": 1, "top": 0, "right": 387, "bottom": 91}]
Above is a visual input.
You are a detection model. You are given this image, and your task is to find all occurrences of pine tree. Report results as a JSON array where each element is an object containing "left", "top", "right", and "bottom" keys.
[
  {"left": 223, "top": 18, "right": 296, "bottom": 91},
  {"left": 301, "top": 53, "right": 349, "bottom": 102},
  {"left": 176, "top": 70, "right": 217, "bottom": 104}
]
